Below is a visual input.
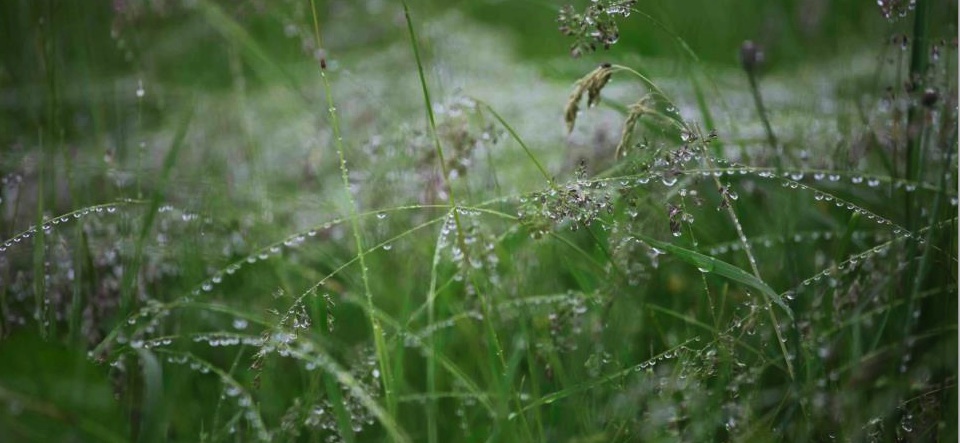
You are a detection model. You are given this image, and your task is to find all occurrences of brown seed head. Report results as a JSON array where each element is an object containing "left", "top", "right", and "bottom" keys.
[
  {"left": 564, "top": 63, "right": 614, "bottom": 133},
  {"left": 740, "top": 40, "right": 764, "bottom": 73},
  {"left": 921, "top": 88, "right": 939, "bottom": 108}
]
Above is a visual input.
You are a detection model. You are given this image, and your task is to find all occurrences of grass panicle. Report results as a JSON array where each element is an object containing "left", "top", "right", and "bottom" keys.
[{"left": 564, "top": 63, "right": 613, "bottom": 133}]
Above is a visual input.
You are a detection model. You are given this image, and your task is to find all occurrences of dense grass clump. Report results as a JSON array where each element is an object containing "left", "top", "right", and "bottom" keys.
[{"left": 0, "top": 0, "right": 956, "bottom": 442}]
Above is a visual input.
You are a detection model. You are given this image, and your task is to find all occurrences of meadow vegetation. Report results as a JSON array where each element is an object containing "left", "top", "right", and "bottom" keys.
[{"left": 0, "top": 0, "right": 957, "bottom": 441}]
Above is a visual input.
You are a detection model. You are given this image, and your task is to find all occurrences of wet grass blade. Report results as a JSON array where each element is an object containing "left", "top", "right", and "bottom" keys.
[
  {"left": 633, "top": 233, "right": 794, "bottom": 321},
  {"left": 134, "top": 348, "right": 163, "bottom": 443},
  {"left": 120, "top": 104, "right": 194, "bottom": 318}
]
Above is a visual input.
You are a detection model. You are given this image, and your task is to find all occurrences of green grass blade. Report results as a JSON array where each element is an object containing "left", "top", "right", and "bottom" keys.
[
  {"left": 632, "top": 233, "right": 794, "bottom": 321},
  {"left": 134, "top": 348, "right": 164, "bottom": 443}
]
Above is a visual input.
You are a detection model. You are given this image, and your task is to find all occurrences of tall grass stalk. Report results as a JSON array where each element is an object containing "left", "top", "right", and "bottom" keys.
[
  {"left": 308, "top": 0, "right": 399, "bottom": 426},
  {"left": 901, "top": 0, "right": 934, "bottom": 340},
  {"left": 400, "top": 4, "right": 531, "bottom": 440},
  {"left": 706, "top": 155, "right": 796, "bottom": 380},
  {"left": 741, "top": 45, "right": 781, "bottom": 171},
  {"left": 119, "top": 107, "right": 193, "bottom": 319},
  {"left": 905, "top": 0, "right": 931, "bottom": 205},
  {"left": 32, "top": 132, "right": 48, "bottom": 339}
]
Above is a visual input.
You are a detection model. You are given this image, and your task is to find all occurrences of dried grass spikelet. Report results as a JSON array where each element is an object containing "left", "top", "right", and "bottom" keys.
[
  {"left": 615, "top": 96, "right": 655, "bottom": 159},
  {"left": 564, "top": 63, "right": 613, "bottom": 133}
]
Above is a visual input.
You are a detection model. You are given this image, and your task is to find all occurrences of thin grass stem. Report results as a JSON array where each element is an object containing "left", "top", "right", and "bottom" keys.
[{"left": 308, "top": 0, "right": 398, "bottom": 420}]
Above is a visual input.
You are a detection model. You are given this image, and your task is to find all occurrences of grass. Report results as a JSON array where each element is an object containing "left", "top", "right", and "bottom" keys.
[{"left": 0, "top": 0, "right": 957, "bottom": 442}]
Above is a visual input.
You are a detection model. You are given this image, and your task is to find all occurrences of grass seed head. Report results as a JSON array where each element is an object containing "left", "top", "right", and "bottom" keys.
[
  {"left": 565, "top": 63, "right": 613, "bottom": 133},
  {"left": 739, "top": 40, "right": 764, "bottom": 73},
  {"left": 615, "top": 96, "right": 655, "bottom": 158}
]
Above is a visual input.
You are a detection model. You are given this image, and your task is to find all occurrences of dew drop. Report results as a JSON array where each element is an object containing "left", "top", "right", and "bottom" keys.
[{"left": 901, "top": 420, "right": 913, "bottom": 432}]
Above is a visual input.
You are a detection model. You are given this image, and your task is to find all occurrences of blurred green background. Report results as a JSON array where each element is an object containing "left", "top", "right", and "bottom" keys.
[
  {"left": 0, "top": 1, "right": 956, "bottom": 442},
  {"left": 2, "top": 0, "right": 956, "bottom": 151}
]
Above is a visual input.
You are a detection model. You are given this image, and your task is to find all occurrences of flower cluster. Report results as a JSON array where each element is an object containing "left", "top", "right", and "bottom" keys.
[
  {"left": 557, "top": 1, "right": 636, "bottom": 57},
  {"left": 517, "top": 161, "right": 613, "bottom": 238}
]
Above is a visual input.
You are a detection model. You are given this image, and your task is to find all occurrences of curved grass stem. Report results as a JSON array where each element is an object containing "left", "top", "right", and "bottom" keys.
[
  {"left": 701, "top": 153, "right": 795, "bottom": 381},
  {"left": 472, "top": 98, "right": 553, "bottom": 185}
]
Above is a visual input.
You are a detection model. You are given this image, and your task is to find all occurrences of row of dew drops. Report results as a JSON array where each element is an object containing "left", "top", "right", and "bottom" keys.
[
  {"left": 0, "top": 200, "right": 210, "bottom": 256},
  {"left": 182, "top": 208, "right": 409, "bottom": 299},
  {"left": 542, "top": 160, "right": 954, "bottom": 234},
  {"left": 0, "top": 202, "right": 122, "bottom": 254}
]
